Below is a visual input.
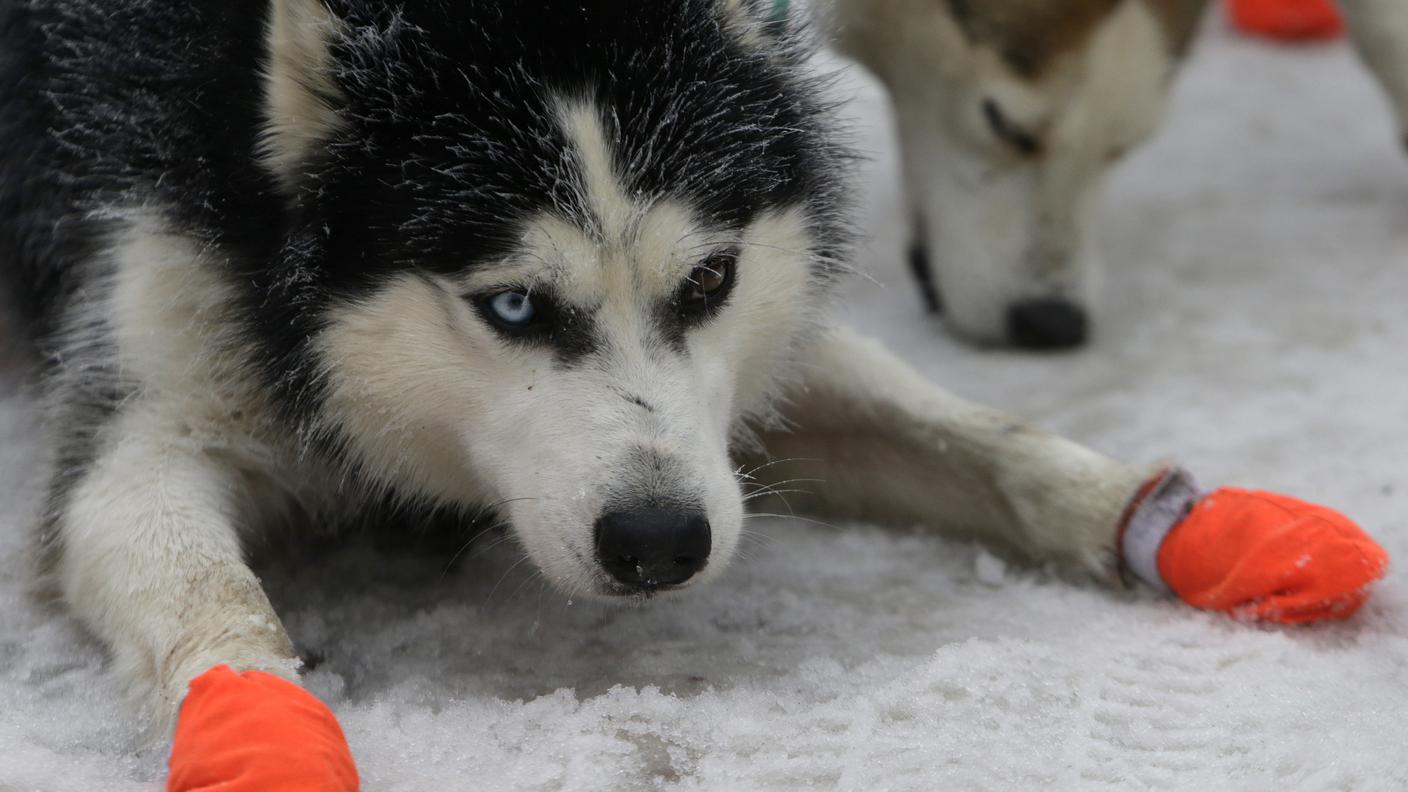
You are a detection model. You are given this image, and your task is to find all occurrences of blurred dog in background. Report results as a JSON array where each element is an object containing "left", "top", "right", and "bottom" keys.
[{"left": 826, "top": 0, "right": 1408, "bottom": 349}]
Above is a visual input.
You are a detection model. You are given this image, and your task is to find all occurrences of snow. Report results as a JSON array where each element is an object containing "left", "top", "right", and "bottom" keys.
[{"left": 4, "top": 23, "right": 1408, "bottom": 792}]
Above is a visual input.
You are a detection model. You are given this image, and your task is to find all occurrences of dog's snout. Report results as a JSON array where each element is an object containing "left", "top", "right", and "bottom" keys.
[{"left": 594, "top": 509, "right": 711, "bottom": 591}]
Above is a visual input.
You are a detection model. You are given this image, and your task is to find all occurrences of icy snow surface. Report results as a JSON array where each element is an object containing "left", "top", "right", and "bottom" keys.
[{"left": 3, "top": 24, "right": 1408, "bottom": 792}]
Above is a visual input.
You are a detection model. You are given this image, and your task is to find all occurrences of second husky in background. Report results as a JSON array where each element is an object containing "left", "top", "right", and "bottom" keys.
[{"left": 828, "top": 0, "right": 1408, "bottom": 349}]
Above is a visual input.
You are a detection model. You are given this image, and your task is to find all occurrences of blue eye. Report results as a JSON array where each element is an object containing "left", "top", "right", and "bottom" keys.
[{"left": 487, "top": 291, "right": 535, "bottom": 327}]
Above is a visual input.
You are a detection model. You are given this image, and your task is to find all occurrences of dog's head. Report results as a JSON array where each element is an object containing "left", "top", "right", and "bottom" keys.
[
  {"left": 832, "top": 0, "right": 1205, "bottom": 347},
  {"left": 251, "top": 0, "right": 849, "bottom": 597}
]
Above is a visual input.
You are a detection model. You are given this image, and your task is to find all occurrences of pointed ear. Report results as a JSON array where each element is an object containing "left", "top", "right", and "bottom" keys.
[{"left": 261, "top": 0, "right": 344, "bottom": 189}]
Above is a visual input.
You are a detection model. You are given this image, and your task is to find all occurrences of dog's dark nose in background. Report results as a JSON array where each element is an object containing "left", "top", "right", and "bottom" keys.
[
  {"left": 1007, "top": 298, "right": 1090, "bottom": 350},
  {"left": 595, "top": 509, "right": 711, "bottom": 591}
]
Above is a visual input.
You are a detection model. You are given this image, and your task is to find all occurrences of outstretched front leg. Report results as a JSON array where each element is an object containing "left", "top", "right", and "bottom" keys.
[
  {"left": 51, "top": 399, "right": 358, "bottom": 790},
  {"left": 748, "top": 327, "right": 1388, "bottom": 622}
]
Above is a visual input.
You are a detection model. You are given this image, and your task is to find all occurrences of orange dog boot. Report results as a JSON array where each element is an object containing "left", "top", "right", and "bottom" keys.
[
  {"left": 167, "top": 665, "right": 360, "bottom": 792},
  {"left": 1227, "top": 0, "right": 1343, "bottom": 41},
  {"left": 1119, "top": 470, "right": 1389, "bottom": 624}
]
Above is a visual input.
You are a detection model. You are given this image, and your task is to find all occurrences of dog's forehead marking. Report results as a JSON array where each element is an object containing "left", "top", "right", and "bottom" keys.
[
  {"left": 498, "top": 100, "right": 722, "bottom": 368},
  {"left": 556, "top": 98, "right": 635, "bottom": 242},
  {"left": 545, "top": 98, "right": 715, "bottom": 304}
]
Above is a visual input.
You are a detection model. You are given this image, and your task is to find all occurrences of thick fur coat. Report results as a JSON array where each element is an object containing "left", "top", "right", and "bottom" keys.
[{"left": 2, "top": 0, "right": 1171, "bottom": 729}]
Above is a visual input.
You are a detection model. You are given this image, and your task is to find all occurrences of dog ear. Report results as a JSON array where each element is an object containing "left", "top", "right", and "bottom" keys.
[{"left": 261, "top": 0, "right": 345, "bottom": 190}]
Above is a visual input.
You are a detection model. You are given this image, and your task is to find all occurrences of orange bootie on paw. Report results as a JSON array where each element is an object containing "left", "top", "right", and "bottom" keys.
[
  {"left": 1227, "top": 0, "right": 1342, "bottom": 41},
  {"left": 167, "top": 665, "right": 360, "bottom": 792},
  {"left": 1121, "top": 471, "right": 1389, "bottom": 624},
  {"left": 1159, "top": 488, "right": 1388, "bottom": 623}
]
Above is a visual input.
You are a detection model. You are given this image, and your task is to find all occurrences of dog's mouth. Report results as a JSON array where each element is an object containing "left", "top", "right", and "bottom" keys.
[{"left": 598, "top": 581, "right": 692, "bottom": 601}]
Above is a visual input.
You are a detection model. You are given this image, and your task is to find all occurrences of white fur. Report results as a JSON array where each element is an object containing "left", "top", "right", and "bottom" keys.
[
  {"left": 754, "top": 326, "right": 1150, "bottom": 576},
  {"left": 556, "top": 100, "right": 637, "bottom": 240},
  {"left": 54, "top": 218, "right": 320, "bottom": 726},
  {"left": 261, "top": 0, "right": 345, "bottom": 186}
]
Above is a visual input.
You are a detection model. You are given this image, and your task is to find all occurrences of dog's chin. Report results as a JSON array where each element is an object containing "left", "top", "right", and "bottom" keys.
[
  {"left": 526, "top": 560, "right": 715, "bottom": 605},
  {"left": 602, "top": 580, "right": 702, "bottom": 603},
  {"left": 550, "top": 574, "right": 706, "bottom": 605}
]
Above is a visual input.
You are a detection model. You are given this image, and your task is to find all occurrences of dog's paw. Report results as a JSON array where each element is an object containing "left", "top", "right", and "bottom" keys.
[
  {"left": 167, "top": 665, "right": 359, "bottom": 791},
  {"left": 1121, "top": 472, "right": 1390, "bottom": 624},
  {"left": 1158, "top": 488, "right": 1389, "bottom": 623}
]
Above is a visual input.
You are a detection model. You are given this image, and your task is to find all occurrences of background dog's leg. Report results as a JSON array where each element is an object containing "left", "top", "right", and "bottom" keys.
[
  {"left": 750, "top": 327, "right": 1148, "bottom": 577},
  {"left": 907, "top": 213, "right": 943, "bottom": 314},
  {"left": 54, "top": 405, "right": 298, "bottom": 727},
  {"left": 1342, "top": 0, "right": 1408, "bottom": 150}
]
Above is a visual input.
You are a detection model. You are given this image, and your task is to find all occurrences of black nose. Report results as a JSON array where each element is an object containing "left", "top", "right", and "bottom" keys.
[
  {"left": 594, "top": 509, "right": 711, "bottom": 591},
  {"left": 1007, "top": 297, "right": 1089, "bottom": 350}
]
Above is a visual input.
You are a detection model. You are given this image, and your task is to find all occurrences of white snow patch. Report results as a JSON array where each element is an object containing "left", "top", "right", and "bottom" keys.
[{"left": 974, "top": 550, "right": 1008, "bottom": 587}]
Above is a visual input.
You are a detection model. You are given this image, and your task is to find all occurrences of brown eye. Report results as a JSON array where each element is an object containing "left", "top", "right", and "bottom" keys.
[
  {"left": 677, "top": 250, "right": 737, "bottom": 320},
  {"left": 692, "top": 261, "right": 728, "bottom": 296}
]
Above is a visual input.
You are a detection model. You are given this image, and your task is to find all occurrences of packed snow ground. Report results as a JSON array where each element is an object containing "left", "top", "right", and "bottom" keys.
[{"left": 3, "top": 22, "right": 1408, "bottom": 792}]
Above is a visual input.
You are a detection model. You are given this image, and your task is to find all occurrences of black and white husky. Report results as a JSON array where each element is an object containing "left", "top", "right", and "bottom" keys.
[
  {"left": 828, "top": 0, "right": 1408, "bottom": 348},
  {"left": 3, "top": 0, "right": 1204, "bottom": 728}
]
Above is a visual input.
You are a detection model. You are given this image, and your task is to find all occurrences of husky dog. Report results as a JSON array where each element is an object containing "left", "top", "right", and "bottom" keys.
[
  {"left": 3, "top": 0, "right": 1201, "bottom": 729},
  {"left": 829, "top": 0, "right": 1408, "bottom": 348}
]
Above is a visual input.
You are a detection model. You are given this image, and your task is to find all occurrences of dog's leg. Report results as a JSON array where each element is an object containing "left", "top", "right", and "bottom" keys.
[
  {"left": 54, "top": 402, "right": 298, "bottom": 727},
  {"left": 751, "top": 326, "right": 1148, "bottom": 576},
  {"left": 907, "top": 214, "right": 943, "bottom": 314},
  {"left": 1343, "top": 0, "right": 1408, "bottom": 150},
  {"left": 749, "top": 327, "right": 1389, "bottom": 621}
]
